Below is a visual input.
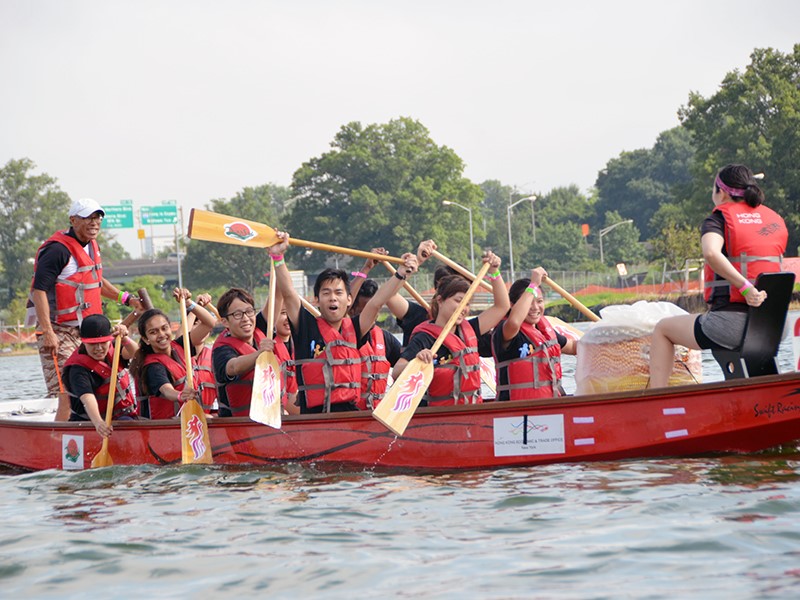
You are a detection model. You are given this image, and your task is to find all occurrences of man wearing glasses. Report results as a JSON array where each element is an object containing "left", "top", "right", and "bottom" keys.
[{"left": 26, "top": 198, "right": 143, "bottom": 420}]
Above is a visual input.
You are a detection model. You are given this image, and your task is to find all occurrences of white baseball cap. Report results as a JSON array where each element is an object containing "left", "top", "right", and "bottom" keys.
[{"left": 68, "top": 198, "right": 106, "bottom": 218}]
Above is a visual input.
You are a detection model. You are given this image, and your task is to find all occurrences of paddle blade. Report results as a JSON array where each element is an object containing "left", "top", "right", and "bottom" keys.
[
  {"left": 548, "top": 316, "right": 585, "bottom": 341},
  {"left": 90, "top": 439, "right": 112, "bottom": 468},
  {"left": 188, "top": 209, "right": 280, "bottom": 249},
  {"left": 479, "top": 357, "right": 497, "bottom": 396},
  {"left": 250, "top": 351, "right": 283, "bottom": 429},
  {"left": 180, "top": 399, "right": 213, "bottom": 464},
  {"left": 372, "top": 358, "right": 434, "bottom": 436}
]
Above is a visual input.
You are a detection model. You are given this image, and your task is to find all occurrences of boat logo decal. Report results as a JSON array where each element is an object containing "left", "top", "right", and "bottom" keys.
[
  {"left": 392, "top": 371, "right": 427, "bottom": 412},
  {"left": 62, "top": 435, "right": 85, "bottom": 470},
  {"left": 493, "top": 414, "right": 565, "bottom": 457},
  {"left": 185, "top": 414, "right": 208, "bottom": 460},
  {"left": 224, "top": 221, "right": 257, "bottom": 242}
]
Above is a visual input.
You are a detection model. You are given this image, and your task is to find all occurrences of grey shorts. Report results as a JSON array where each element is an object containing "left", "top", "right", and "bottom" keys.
[{"left": 694, "top": 311, "right": 747, "bottom": 351}]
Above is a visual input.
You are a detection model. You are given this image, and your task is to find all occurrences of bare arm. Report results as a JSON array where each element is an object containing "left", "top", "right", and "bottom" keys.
[
  {"left": 31, "top": 289, "right": 58, "bottom": 353},
  {"left": 702, "top": 231, "right": 767, "bottom": 306},
  {"left": 360, "top": 253, "right": 418, "bottom": 333},
  {"left": 79, "top": 393, "right": 113, "bottom": 438},
  {"left": 502, "top": 267, "right": 546, "bottom": 343},
  {"left": 476, "top": 251, "right": 511, "bottom": 335},
  {"left": 267, "top": 235, "right": 301, "bottom": 326}
]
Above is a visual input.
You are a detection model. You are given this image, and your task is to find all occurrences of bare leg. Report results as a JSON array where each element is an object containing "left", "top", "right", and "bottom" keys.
[{"left": 649, "top": 314, "right": 701, "bottom": 388}]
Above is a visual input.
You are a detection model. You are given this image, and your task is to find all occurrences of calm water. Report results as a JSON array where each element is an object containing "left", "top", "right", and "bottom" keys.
[{"left": 1, "top": 322, "right": 799, "bottom": 599}]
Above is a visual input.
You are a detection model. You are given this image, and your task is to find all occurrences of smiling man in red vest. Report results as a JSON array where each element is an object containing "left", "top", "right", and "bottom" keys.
[{"left": 26, "top": 198, "right": 143, "bottom": 420}]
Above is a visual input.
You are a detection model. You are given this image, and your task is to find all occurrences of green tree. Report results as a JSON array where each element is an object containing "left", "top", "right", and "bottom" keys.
[
  {"left": 594, "top": 127, "right": 695, "bottom": 239},
  {"left": 183, "top": 185, "right": 288, "bottom": 291},
  {"left": 597, "top": 211, "right": 647, "bottom": 266},
  {"left": 679, "top": 45, "right": 800, "bottom": 254},
  {"left": 0, "top": 158, "right": 71, "bottom": 306},
  {"left": 649, "top": 204, "right": 702, "bottom": 271},
  {"left": 285, "top": 117, "right": 483, "bottom": 272}
]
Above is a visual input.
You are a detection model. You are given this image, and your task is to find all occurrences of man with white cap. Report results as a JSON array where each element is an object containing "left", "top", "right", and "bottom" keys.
[{"left": 26, "top": 198, "right": 143, "bottom": 420}]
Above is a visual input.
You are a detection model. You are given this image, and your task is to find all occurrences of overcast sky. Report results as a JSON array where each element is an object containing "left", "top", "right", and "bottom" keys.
[{"left": 1, "top": 1, "right": 798, "bottom": 255}]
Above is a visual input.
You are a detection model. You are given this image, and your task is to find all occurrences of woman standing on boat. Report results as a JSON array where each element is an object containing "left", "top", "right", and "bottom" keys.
[
  {"left": 132, "top": 289, "right": 217, "bottom": 418},
  {"left": 492, "top": 267, "right": 577, "bottom": 401},
  {"left": 393, "top": 251, "right": 509, "bottom": 406},
  {"left": 63, "top": 314, "right": 139, "bottom": 437},
  {"left": 649, "top": 164, "right": 788, "bottom": 388}
]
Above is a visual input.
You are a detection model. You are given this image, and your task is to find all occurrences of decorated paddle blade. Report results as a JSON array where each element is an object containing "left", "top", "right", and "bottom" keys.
[
  {"left": 250, "top": 351, "right": 283, "bottom": 428},
  {"left": 479, "top": 357, "right": 496, "bottom": 396},
  {"left": 180, "top": 399, "right": 213, "bottom": 464},
  {"left": 372, "top": 358, "right": 434, "bottom": 436},
  {"left": 548, "top": 316, "right": 585, "bottom": 341},
  {"left": 188, "top": 208, "right": 280, "bottom": 249}
]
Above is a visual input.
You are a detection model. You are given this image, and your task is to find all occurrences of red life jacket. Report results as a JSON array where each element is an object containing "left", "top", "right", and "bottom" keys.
[
  {"left": 358, "top": 327, "right": 391, "bottom": 410},
  {"left": 274, "top": 337, "right": 297, "bottom": 407},
  {"left": 27, "top": 231, "right": 103, "bottom": 326},
  {"left": 704, "top": 202, "right": 787, "bottom": 304},
  {"left": 494, "top": 317, "right": 563, "bottom": 401},
  {"left": 142, "top": 341, "right": 189, "bottom": 419},
  {"left": 411, "top": 321, "right": 482, "bottom": 406},
  {"left": 211, "top": 328, "right": 267, "bottom": 417},
  {"left": 64, "top": 347, "right": 137, "bottom": 419},
  {"left": 295, "top": 318, "right": 361, "bottom": 411},
  {"left": 194, "top": 345, "right": 217, "bottom": 413}
]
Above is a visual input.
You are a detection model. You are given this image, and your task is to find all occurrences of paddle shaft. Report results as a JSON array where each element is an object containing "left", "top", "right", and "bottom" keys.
[
  {"left": 179, "top": 295, "right": 195, "bottom": 389},
  {"left": 300, "top": 296, "right": 321, "bottom": 318},
  {"left": 432, "top": 251, "right": 493, "bottom": 292},
  {"left": 543, "top": 276, "right": 600, "bottom": 322},
  {"left": 91, "top": 334, "right": 123, "bottom": 467},
  {"left": 267, "top": 259, "right": 276, "bottom": 334},
  {"left": 380, "top": 260, "right": 430, "bottom": 311},
  {"left": 431, "top": 262, "right": 492, "bottom": 356}
]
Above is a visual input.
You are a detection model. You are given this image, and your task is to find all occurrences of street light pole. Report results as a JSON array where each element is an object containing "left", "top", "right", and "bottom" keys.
[
  {"left": 443, "top": 200, "right": 475, "bottom": 273},
  {"left": 506, "top": 195, "right": 537, "bottom": 281},
  {"left": 598, "top": 219, "right": 634, "bottom": 265}
]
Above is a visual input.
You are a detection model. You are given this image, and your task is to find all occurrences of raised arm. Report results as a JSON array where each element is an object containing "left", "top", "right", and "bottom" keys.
[
  {"left": 502, "top": 267, "right": 547, "bottom": 342},
  {"left": 360, "top": 253, "right": 419, "bottom": 333},
  {"left": 476, "top": 251, "right": 510, "bottom": 334},
  {"left": 266, "top": 234, "right": 302, "bottom": 325}
]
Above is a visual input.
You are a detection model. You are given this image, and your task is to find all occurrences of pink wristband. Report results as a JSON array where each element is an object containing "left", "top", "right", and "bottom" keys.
[
  {"left": 739, "top": 281, "right": 754, "bottom": 295},
  {"left": 351, "top": 271, "right": 367, "bottom": 279},
  {"left": 269, "top": 253, "right": 284, "bottom": 262}
]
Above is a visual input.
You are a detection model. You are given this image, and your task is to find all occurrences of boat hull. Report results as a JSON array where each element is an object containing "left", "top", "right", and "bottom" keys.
[{"left": 2, "top": 373, "right": 799, "bottom": 472}]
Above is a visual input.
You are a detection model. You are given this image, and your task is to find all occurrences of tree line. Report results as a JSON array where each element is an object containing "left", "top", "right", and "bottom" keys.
[{"left": 1, "top": 44, "right": 798, "bottom": 320}]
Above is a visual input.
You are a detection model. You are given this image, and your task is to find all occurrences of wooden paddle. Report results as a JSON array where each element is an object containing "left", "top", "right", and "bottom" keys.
[
  {"left": 542, "top": 276, "right": 600, "bottom": 322},
  {"left": 373, "top": 261, "right": 492, "bottom": 436},
  {"left": 380, "top": 260, "right": 430, "bottom": 310},
  {"left": 179, "top": 295, "right": 213, "bottom": 464},
  {"left": 90, "top": 334, "right": 123, "bottom": 468},
  {"left": 300, "top": 296, "right": 321, "bottom": 317},
  {"left": 188, "top": 208, "right": 406, "bottom": 264},
  {"left": 250, "top": 258, "right": 283, "bottom": 428}
]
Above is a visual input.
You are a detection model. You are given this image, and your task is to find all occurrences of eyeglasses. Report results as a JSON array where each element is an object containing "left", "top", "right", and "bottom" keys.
[
  {"left": 225, "top": 308, "right": 256, "bottom": 321},
  {"left": 79, "top": 213, "right": 104, "bottom": 222}
]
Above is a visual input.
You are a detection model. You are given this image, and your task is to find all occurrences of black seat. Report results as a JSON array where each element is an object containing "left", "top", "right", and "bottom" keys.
[{"left": 712, "top": 271, "right": 795, "bottom": 379}]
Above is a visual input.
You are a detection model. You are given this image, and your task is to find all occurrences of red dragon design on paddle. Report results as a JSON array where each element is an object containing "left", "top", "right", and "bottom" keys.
[
  {"left": 391, "top": 371, "right": 427, "bottom": 412},
  {"left": 185, "top": 414, "right": 207, "bottom": 461}
]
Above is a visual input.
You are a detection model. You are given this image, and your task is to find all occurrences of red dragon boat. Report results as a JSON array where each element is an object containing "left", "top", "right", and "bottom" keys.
[{"left": 1, "top": 371, "right": 798, "bottom": 472}]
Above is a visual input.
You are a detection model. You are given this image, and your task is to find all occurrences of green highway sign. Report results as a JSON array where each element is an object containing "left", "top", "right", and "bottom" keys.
[
  {"left": 102, "top": 200, "right": 134, "bottom": 229},
  {"left": 141, "top": 203, "right": 178, "bottom": 225}
]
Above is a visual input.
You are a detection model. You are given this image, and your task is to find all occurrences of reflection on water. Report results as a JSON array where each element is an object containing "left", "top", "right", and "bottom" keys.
[{"left": 1, "top": 457, "right": 799, "bottom": 598}]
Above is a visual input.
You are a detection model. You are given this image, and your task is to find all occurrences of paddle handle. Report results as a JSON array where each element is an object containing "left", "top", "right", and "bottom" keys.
[
  {"left": 267, "top": 258, "right": 277, "bottom": 334},
  {"left": 205, "top": 302, "right": 221, "bottom": 320},
  {"left": 300, "top": 296, "right": 321, "bottom": 318},
  {"left": 179, "top": 295, "right": 195, "bottom": 389},
  {"left": 430, "top": 262, "right": 492, "bottom": 356},
  {"left": 432, "top": 251, "right": 493, "bottom": 292},
  {"left": 543, "top": 276, "right": 600, "bottom": 322},
  {"left": 380, "top": 261, "right": 430, "bottom": 311},
  {"left": 103, "top": 335, "right": 123, "bottom": 427}
]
